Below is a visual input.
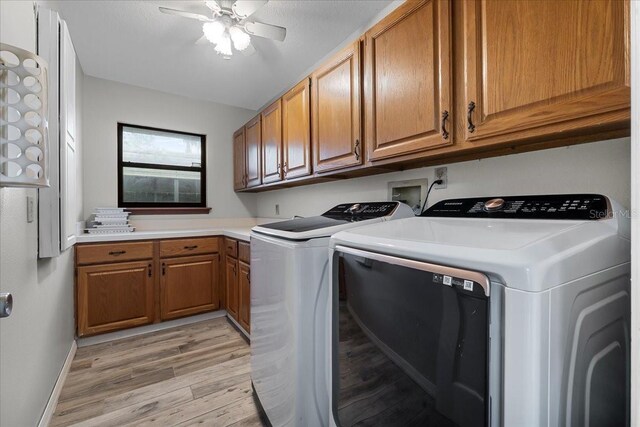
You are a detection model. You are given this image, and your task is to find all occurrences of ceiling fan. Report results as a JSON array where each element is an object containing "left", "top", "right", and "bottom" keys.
[{"left": 159, "top": 0, "right": 286, "bottom": 59}]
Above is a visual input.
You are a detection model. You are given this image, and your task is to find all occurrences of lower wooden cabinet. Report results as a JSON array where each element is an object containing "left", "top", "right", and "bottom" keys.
[
  {"left": 225, "top": 256, "right": 239, "bottom": 320},
  {"left": 77, "top": 260, "right": 154, "bottom": 337},
  {"left": 76, "top": 236, "right": 228, "bottom": 337},
  {"left": 160, "top": 254, "right": 219, "bottom": 321},
  {"left": 224, "top": 239, "right": 251, "bottom": 333},
  {"left": 238, "top": 261, "right": 251, "bottom": 332}
]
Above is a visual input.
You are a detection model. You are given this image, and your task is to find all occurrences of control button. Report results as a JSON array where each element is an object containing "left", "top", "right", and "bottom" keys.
[{"left": 484, "top": 198, "right": 505, "bottom": 212}]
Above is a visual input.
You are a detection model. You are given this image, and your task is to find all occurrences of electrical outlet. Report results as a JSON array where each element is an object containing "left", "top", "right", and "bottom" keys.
[
  {"left": 434, "top": 167, "right": 447, "bottom": 189},
  {"left": 275, "top": 204, "right": 280, "bottom": 215},
  {"left": 26, "top": 196, "right": 35, "bottom": 223}
]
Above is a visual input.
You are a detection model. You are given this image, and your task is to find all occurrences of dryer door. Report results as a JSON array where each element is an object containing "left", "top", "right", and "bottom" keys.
[{"left": 332, "top": 246, "right": 490, "bottom": 427}]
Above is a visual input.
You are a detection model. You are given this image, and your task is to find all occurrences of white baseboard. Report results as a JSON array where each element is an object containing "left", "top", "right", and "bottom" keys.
[
  {"left": 38, "top": 340, "right": 77, "bottom": 427},
  {"left": 76, "top": 310, "right": 228, "bottom": 347}
]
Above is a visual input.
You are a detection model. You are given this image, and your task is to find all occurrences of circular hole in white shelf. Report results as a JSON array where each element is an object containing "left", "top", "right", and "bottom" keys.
[
  {"left": 2, "top": 143, "right": 22, "bottom": 159},
  {"left": 7, "top": 107, "right": 21, "bottom": 123},
  {"left": 25, "top": 146, "right": 43, "bottom": 162},
  {"left": 0, "top": 51, "right": 20, "bottom": 67},
  {"left": 25, "top": 163, "right": 43, "bottom": 179},
  {"left": 2, "top": 161, "right": 22, "bottom": 178},
  {"left": 6, "top": 70, "right": 20, "bottom": 86},
  {"left": 22, "top": 58, "right": 41, "bottom": 76},
  {"left": 25, "top": 129, "right": 42, "bottom": 145},
  {"left": 7, "top": 88, "right": 20, "bottom": 104},
  {"left": 23, "top": 76, "right": 41, "bottom": 93},
  {"left": 24, "top": 111, "right": 41, "bottom": 127},
  {"left": 24, "top": 93, "right": 42, "bottom": 110},
  {"left": 3, "top": 125, "right": 21, "bottom": 141}
]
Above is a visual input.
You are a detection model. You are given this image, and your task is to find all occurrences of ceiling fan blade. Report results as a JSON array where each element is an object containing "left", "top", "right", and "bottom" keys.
[
  {"left": 241, "top": 42, "right": 256, "bottom": 56},
  {"left": 244, "top": 21, "right": 286, "bottom": 42},
  {"left": 204, "top": 1, "right": 222, "bottom": 16},
  {"left": 158, "top": 7, "right": 213, "bottom": 22},
  {"left": 195, "top": 35, "right": 209, "bottom": 45},
  {"left": 232, "top": 1, "right": 268, "bottom": 19}
]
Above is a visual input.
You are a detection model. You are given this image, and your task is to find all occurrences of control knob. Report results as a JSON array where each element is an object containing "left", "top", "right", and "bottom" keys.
[
  {"left": 347, "top": 204, "right": 361, "bottom": 214},
  {"left": 484, "top": 198, "right": 505, "bottom": 212}
]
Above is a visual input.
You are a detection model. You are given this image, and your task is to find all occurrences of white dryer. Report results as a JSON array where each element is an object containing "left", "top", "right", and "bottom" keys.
[
  {"left": 328, "top": 194, "right": 630, "bottom": 427},
  {"left": 250, "top": 202, "right": 414, "bottom": 427}
]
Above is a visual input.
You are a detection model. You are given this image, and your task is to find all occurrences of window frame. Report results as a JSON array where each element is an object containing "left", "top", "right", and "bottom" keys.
[{"left": 117, "top": 123, "right": 207, "bottom": 209}]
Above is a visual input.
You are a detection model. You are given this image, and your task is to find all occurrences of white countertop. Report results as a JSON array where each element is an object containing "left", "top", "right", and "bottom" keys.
[{"left": 75, "top": 227, "right": 252, "bottom": 244}]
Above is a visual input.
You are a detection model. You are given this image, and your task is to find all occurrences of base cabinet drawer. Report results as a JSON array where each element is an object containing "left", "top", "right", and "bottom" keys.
[
  {"left": 160, "top": 237, "right": 219, "bottom": 258},
  {"left": 160, "top": 255, "right": 219, "bottom": 321},
  {"left": 77, "top": 261, "right": 155, "bottom": 337},
  {"left": 76, "top": 242, "right": 153, "bottom": 265}
]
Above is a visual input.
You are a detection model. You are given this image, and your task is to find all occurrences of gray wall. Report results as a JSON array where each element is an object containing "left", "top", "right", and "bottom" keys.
[
  {"left": 0, "top": 1, "right": 81, "bottom": 425},
  {"left": 256, "top": 138, "right": 631, "bottom": 218},
  {"left": 81, "top": 76, "right": 257, "bottom": 220}
]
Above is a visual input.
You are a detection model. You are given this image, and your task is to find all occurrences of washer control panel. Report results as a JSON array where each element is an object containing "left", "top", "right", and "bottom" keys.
[
  {"left": 422, "top": 194, "right": 610, "bottom": 220},
  {"left": 323, "top": 202, "right": 399, "bottom": 221}
]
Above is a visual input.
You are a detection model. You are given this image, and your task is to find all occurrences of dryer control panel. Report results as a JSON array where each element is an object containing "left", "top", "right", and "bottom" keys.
[
  {"left": 323, "top": 202, "right": 400, "bottom": 221},
  {"left": 422, "top": 194, "right": 610, "bottom": 220}
]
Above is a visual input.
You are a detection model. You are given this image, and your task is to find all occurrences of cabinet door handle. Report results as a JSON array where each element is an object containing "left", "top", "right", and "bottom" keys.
[
  {"left": 108, "top": 250, "right": 126, "bottom": 256},
  {"left": 247, "top": 272, "right": 250, "bottom": 282},
  {"left": 441, "top": 110, "right": 449, "bottom": 140},
  {"left": 233, "top": 265, "right": 237, "bottom": 275},
  {"left": 467, "top": 101, "right": 476, "bottom": 133},
  {"left": 148, "top": 264, "right": 152, "bottom": 277},
  {"left": 184, "top": 245, "right": 198, "bottom": 250},
  {"left": 162, "top": 263, "right": 166, "bottom": 276},
  {"left": 354, "top": 139, "right": 360, "bottom": 161},
  {"left": 283, "top": 162, "right": 288, "bottom": 177}
]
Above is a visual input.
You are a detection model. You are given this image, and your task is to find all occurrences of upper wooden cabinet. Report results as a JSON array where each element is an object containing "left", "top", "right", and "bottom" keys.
[
  {"left": 245, "top": 115, "right": 262, "bottom": 188},
  {"left": 261, "top": 99, "right": 283, "bottom": 184},
  {"left": 282, "top": 79, "right": 312, "bottom": 179},
  {"left": 233, "top": 0, "right": 630, "bottom": 193},
  {"left": 233, "top": 127, "right": 246, "bottom": 190},
  {"left": 312, "top": 41, "right": 362, "bottom": 173},
  {"left": 462, "top": 0, "right": 630, "bottom": 145},
  {"left": 364, "top": 0, "right": 453, "bottom": 162}
]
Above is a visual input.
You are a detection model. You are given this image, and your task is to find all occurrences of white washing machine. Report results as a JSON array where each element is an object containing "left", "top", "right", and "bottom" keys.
[
  {"left": 250, "top": 202, "right": 414, "bottom": 427},
  {"left": 328, "top": 194, "right": 631, "bottom": 427}
]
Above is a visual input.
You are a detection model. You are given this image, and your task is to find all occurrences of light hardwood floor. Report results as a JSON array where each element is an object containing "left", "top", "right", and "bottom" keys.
[{"left": 51, "top": 318, "right": 266, "bottom": 427}]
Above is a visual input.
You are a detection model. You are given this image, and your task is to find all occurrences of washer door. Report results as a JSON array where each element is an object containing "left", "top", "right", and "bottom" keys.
[{"left": 332, "top": 246, "right": 490, "bottom": 427}]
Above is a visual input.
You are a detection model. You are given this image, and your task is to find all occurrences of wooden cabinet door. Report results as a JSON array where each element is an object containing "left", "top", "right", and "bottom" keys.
[
  {"left": 245, "top": 115, "right": 262, "bottom": 188},
  {"left": 364, "top": 0, "right": 452, "bottom": 162},
  {"left": 282, "top": 79, "right": 312, "bottom": 179},
  {"left": 225, "top": 256, "right": 239, "bottom": 320},
  {"left": 238, "top": 261, "right": 251, "bottom": 332},
  {"left": 77, "top": 261, "right": 154, "bottom": 336},
  {"left": 261, "top": 99, "right": 283, "bottom": 184},
  {"left": 233, "top": 127, "right": 246, "bottom": 190},
  {"left": 160, "top": 255, "right": 219, "bottom": 321},
  {"left": 312, "top": 42, "right": 362, "bottom": 173},
  {"left": 462, "top": 0, "right": 630, "bottom": 145}
]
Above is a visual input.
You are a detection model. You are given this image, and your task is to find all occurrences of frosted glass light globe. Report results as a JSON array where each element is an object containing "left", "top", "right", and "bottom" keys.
[
  {"left": 230, "top": 26, "right": 251, "bottom": 51},
  {"left": 202, "top": 21, "right": 225, "bottom": 45}
]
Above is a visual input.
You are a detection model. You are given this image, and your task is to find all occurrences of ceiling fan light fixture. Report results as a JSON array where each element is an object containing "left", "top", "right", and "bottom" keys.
[
  {"left": 202, "top": 21, "right": 225, "bottom": 45},
  {"left": 214, "top": 32, "right": 233, "bottom": 57},
  {"left": 229, "top": 26, "right": 251, "bottom": 51}
]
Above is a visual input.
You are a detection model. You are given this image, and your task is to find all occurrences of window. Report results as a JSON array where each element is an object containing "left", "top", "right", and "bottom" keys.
[{"left": 118, "top": 123, "right": 206, "bottom": 209}]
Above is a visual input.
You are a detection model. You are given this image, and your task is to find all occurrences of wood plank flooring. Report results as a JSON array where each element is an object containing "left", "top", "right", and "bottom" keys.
[{"left": 51, "top": 318, "right": 266, "bottom": 427}]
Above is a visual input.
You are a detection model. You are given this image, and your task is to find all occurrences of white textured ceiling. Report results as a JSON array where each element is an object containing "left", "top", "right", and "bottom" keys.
[{"left": 40, "top": 0, "right": 392, "bottom": 110}]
